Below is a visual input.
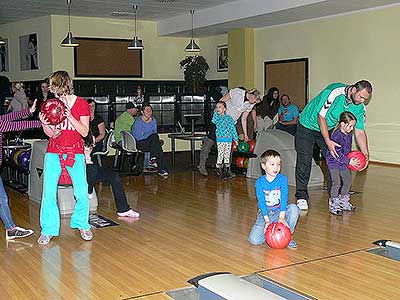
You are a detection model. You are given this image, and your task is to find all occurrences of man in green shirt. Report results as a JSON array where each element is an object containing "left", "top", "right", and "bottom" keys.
[
  {"left": 295, "top": 80, "right": 372, "bottom": 210},
  {"left": 114, "top": 102, "right": 138, "bottom": 145}
]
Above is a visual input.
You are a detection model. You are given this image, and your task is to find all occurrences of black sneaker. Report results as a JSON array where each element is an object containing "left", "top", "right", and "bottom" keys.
[{"left": 6, "top": 226, "right": 34, "bottom": 240}]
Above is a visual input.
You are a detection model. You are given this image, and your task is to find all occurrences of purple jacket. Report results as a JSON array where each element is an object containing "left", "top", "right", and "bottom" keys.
[{"left": 326, "top": 129, "right": 353, "bottom": 170}]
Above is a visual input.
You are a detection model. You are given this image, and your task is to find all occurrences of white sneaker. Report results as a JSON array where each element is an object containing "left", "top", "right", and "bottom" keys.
[
  {"left": 89, "top": 192, "right": 95, "bottom": 200},
  {"left": 297, "top": 199, "right": 309, "bottom": 210}
]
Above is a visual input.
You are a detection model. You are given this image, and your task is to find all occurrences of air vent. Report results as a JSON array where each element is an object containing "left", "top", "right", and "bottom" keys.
[
  {"left": 155, "top": 0, "right": 176, "bottom": 3},
  {"left": 111, "top": 11, "right": 135, "bottom": 17}
]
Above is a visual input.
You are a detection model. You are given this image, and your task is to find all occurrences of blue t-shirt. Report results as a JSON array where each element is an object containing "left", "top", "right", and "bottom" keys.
[
  {"left": 255, "top": 173, "right": 288, "bottom": 216},
  {"left": 131, "top": 116, "right": 157, "bottom": 141},
  {"left": 278, "top": 104, "right": 299, "bottom": 122}
]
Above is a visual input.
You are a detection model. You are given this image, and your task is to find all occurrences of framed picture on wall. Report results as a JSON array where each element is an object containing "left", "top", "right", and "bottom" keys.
[
  {"left": 0, "top": 38, "right": 9, "bottom": 72},
  {"left": 217, "top": 45, "right": 228, "bottom": 72},
  {"left": 19, "top": 33, "right": 39, "bottom": 71}
]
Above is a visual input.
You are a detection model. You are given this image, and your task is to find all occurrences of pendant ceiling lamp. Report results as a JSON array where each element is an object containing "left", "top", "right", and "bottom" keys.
[
  {"left": 0, "top": 36, "right": 5, "bottom": 45},
  {"left": 60, "top": 0, "right": 79, "bottom": 47},
  {"left": 128, "top": 5, "right": 144, "bottom": 50},
  {"left": 185, "top": 9, "right": 200, "bottom": 52}
]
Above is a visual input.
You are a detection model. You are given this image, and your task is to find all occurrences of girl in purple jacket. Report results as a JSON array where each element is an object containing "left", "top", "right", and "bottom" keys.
[
  {"left": 326, "top": 111, "right": 359, "bottom": 216},
  {"left": 1, "top": 100, "right": 42, "bottom": 239}
]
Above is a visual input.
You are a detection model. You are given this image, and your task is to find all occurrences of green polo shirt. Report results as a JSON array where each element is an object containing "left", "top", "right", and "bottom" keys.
[
  {"left": 114, "top": 111, "right": 135, "bottom": 143},
  {"left": 299, "top": 82, "right": 366, "bottom": 131}
]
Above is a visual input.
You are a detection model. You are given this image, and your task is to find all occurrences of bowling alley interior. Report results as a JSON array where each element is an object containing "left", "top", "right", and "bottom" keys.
[{"left": 1, "top": 1, "right": 400, "bottom": 299}]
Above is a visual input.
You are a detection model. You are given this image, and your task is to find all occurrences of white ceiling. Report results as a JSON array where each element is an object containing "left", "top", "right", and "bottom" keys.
[{"left": 1, "top": 0, "right": 400, "bottom": 37}]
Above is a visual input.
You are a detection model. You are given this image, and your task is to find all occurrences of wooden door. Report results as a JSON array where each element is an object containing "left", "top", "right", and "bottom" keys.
[{"left": 264, "top": 58, "right": 308, "bottom": 109}]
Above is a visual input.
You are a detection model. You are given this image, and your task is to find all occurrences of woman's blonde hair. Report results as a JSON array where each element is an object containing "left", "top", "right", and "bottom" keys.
[
  {"left": 12, "top": 82, "right": 24, "bottom": 91},
  {"left": 49, "top": 70, "right": 74, "bottom": 96}
]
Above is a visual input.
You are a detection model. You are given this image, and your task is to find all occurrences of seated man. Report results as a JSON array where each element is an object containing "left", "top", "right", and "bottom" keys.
[
  {"left": 275, "top": 94, "right": 299, "bottom": 136},
  {"left": 132, "top": 104, "right": 169, "bottom": 178},
  {"left": 114, "top": 102, "right": 138, "bottom": 146}
]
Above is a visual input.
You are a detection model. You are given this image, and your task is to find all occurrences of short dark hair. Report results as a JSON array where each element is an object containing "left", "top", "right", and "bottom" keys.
[
  {"left": 216, "top": 101, "right": 227, "bottom": 108},
  {"left": 280, "top": 94, "right": 290, "bottom": 101},
  {"left": 126, "top": 102, "right": 136, "bottom": 110},
  {"left": 87, "top": 98, "right": 95, "bottom": 104},
  {"left": 261, "top": 149, "right": 281, "bottom": 163},
  {"left": 354, "top": 80, "right": 373, "bottom": 94}
]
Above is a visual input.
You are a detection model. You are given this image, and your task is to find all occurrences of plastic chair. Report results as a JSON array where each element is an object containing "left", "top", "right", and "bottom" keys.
[
  {"left": 120, "top": 131, "right": 143, "bottom": 173},
  {"left": 92, "top": 129, "right": 114, "bottom": 167}
]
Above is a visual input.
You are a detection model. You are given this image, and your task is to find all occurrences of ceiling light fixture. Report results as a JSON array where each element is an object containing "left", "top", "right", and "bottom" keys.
[
  {"left": 0, "top": 37, "right": 5, "bottom": 45},
  {"left": 60, "top": 0, "right": 79, "bottom": 47},
  {"left": 185, "top": 9, "right": 200, "bottom": 53},
  {"left": 128, "top": 5, "right": 144, "bottom": 50}
]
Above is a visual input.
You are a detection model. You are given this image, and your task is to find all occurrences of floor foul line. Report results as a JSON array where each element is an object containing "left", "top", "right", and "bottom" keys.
[
  {"left": 120, "top": 290, "right": 164, "bottom": 300},
  {"left": 258, "top": 247, "right": 371, "bottom": 273}
]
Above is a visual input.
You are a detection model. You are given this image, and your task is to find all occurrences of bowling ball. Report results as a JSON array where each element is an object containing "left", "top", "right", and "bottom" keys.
[
  {"left": 237, "top": 141, "right": 250, "bottom": 153},
  {"left": 17, "top": 150, "right": 31, "bottom": 169},
  {"left": 347, "top": 150, "right": 367, "bottom": 171},
  {"left": 235, "top": 157, "right": 245, "bottom": 168},
  {"left": 41, "top": 98, "right": 67, "bottom": 125},
  {"left": 248, "top": 140, "right": 256, "bottom": 152},
  {"left": 243, "top": 158, "right": 249, "bottom": 168},
  {"left": 265, "top": 222, "right": 292, "bottom": 249},
  {"left": 232, "top": 142, "right": 238, "bottom": 152},
  {"left": 13, "top": 149, "right": 25, "bottom": 165}
]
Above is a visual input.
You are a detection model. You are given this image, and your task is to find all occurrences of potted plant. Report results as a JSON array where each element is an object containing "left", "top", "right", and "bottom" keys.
[{"left": 179, "top": 55, "right": 209, "bottom": 94}]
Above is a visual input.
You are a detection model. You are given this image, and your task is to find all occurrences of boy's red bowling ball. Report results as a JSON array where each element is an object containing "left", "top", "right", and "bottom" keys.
[
  {"left": 265, "top": 222, "right": 292, "bottom": 249},
  {"left": 347, "top": 150, "right": 367, "bottom": 171},
  {"left": 41, "top": 98, "right": 67, "bottom": 125},
  {"left": 248, "top": 140, "right": 256, "bottom": 152}
]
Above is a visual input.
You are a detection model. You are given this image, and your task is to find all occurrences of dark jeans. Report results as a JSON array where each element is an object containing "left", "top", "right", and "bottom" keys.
[
  {"left": 86, "top": 164, "right": 131, "bottom": 213},
  {"left": 136, "top": 133, "right": 166, "bottom": 171},
  {"left": 275, "top": 123, "right": 297, "bottom": 136},
  {"left": 295, "top": 124, "right": 331, "bottom": 200}
]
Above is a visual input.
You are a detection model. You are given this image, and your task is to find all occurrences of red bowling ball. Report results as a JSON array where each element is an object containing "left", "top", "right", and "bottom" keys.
[
  {"left": 265, "top": 222, "right": 292, "bottom": 249},
  {"left": 248, "top": 140, "right": 256, "bottom": 152},
  {"left": 347, "top": 150, "right": 367, "bottom": 171},
  {"left": 41, "top": 98, "right": 67, "bottom": 125}
]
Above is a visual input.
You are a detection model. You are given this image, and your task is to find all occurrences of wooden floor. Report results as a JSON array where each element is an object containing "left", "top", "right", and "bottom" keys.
[{"left": 1, "top": 163, "right": 400, "bottom": 300}]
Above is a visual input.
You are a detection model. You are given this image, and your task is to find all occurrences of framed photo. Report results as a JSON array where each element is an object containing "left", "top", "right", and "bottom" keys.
[
  {"left": 19, "top": 33, "right": 39, "bottom": 71},
  {"left": 0, "top": 38, "right": 9, "bottom": 72},
  {"left": 217, "top": 45, "right": 228, "bottom": 72}
]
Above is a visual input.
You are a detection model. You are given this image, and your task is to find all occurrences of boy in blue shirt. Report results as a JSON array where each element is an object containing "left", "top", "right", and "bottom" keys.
[{"left": 248, "top": 150, "right": 300, "bottom": 247}]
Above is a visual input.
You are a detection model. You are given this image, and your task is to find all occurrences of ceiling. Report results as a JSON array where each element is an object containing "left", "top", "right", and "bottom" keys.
[{"left": 1, "top": 0, "right": 400, "bottom": 37}]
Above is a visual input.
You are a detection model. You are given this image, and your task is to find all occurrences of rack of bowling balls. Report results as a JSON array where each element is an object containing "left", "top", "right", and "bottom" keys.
[
  {"left": 232, "top": 140, "right": 257, "bottom": 173},
  {"left": 2, "top": 141, "right": 32, "bottom": 193}
]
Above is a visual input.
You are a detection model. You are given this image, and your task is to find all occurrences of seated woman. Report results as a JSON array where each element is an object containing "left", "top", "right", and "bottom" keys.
[
  {"left": 87, "top": 99, "right": 106, "bottom": 154},
  {"left": 83, "top": 134, "right": 140, "bottom": 219},
  {"left": 275, "top": 94, "right": 299, "bottom": 136},
  {"left": 131, "top": 104, "right": 168, "bottom": 178}
]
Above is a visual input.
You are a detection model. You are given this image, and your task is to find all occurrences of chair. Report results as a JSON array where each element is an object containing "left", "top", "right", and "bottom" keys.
[
  {"left": 92, "top": 129, "right": 114, "bottom": 167},
  {"left": 120, "top": 131, "right": 143, "bottom": 173}
]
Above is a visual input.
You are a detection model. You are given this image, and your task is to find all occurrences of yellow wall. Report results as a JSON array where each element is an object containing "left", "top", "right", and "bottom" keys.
[
  {"left": 0, "top": 16, "right": 53, "bottom": 81},
  {"left": 254, "top": 6, "right": 400, "bottom": 164},
  {"left": 228, "top": 28, "right": 254, "bottom": 89},
  {"left": 1, "top": 15, "right": 226, "bottom": 82}
]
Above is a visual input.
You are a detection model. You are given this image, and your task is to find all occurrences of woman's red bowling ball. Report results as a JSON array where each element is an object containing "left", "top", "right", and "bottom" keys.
[
  {"left": 265, "top": 222, "right": 292, "bottom": 249},
  {"left": 41, "top": 98, "right": 67, "bottom": 125},
  {"left": 347, "top": 150, "right": 367, "bottom": 171},
  {"left": 235, "top": 157, "right": 245, "bottom": 168}
]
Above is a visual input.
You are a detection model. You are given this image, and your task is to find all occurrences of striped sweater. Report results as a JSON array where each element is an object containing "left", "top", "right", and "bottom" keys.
[{"left": 0, "top": 109, "right": 42, "bottom": 166}]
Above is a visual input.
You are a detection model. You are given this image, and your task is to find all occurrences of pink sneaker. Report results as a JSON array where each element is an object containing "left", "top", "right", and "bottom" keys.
[{"left": 117, "top": 209, "right": 140, "bottom": 218}]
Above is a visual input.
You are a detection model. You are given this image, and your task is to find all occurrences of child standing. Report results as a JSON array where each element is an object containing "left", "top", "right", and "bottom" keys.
[
  {"left": 211, "top": 101, "right": 238, "bottom": 179},
  {"left": 37, "top": 70, "right": 92, "bottom": 245},
  {"left": 248, "top": 150, "right": 300, "bottom": 247},
  {"left": 326, "top": 111, "right": 359, "bottom": 216},
  {"left": 1, "top": 101, "right": 41, "bottom": 239}
]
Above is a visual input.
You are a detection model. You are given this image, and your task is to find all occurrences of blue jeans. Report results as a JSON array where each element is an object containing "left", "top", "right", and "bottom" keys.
[
  {"left": 0, "top": 176, "right": 15, "bottom": 230},
  {"left": 248, "top": 204, "right": 300, "bottom": 245},
  {"left": 40, "top": 153, "right": 90, "bottom": 236}
]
